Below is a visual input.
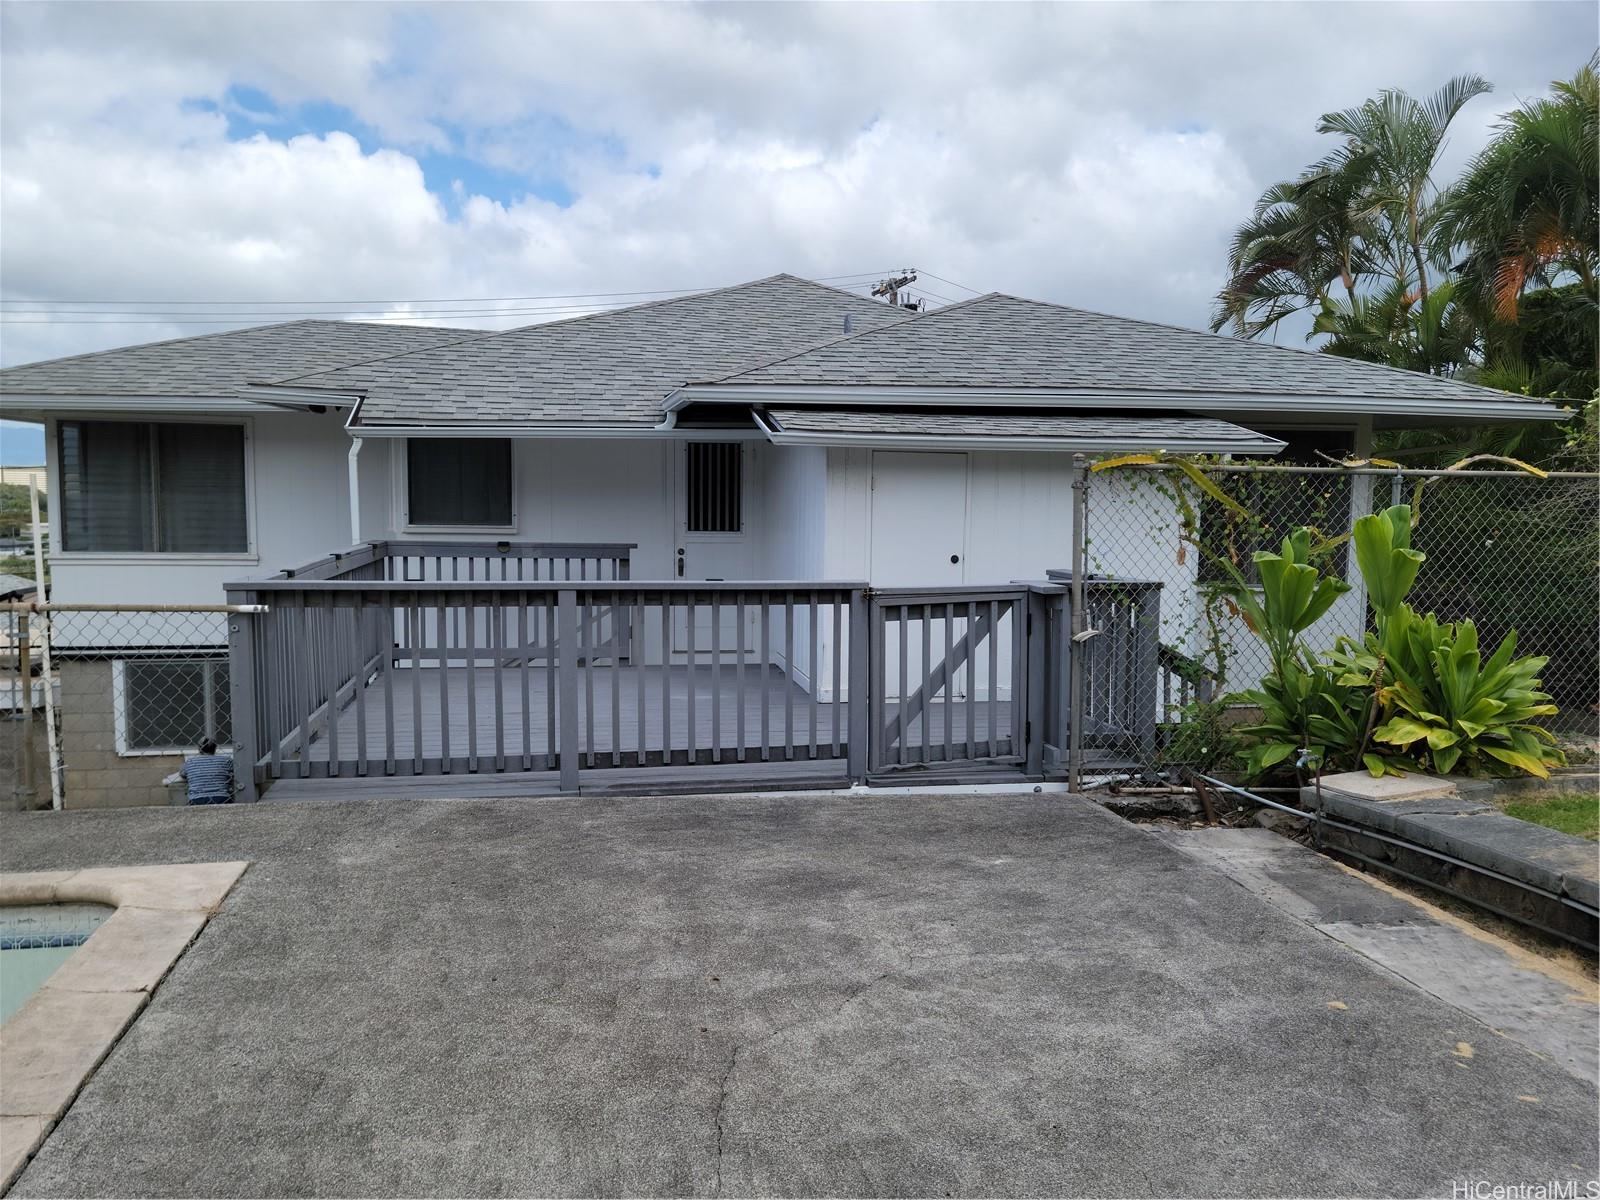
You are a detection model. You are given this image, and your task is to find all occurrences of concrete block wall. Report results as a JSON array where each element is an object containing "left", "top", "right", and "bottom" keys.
[{"left": 57, "top": 660, "right": 179, "bottom": 809}]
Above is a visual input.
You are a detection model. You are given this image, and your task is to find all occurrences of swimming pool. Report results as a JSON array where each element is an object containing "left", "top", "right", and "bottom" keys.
[{"left": 0, "top": 902, "right": 113, "bottom": 1024}]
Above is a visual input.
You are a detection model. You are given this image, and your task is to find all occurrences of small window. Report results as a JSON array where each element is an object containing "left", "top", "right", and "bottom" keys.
[
  {"left": 58, "top": 421, "right": 247, "bottom": 553},
  {"left": 686, "top": 442, "right": 742, "bottom": 533},
  {"left": 115, "top": 658, "right": 231, "bottom": 754},
  {"left": 407, "top": 438, "right": 513, "bottom": 527}
]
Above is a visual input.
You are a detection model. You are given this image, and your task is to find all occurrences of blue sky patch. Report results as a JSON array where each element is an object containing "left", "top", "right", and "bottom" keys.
[
  {"left": 186, "top": 84, "right": 584, "bottom": 209},
  {"left": 0, "top": 420, "right": 45, "bottom": 467}
]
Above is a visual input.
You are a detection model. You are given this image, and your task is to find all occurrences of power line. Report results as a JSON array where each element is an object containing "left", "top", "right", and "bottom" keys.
[
  {"left": 912, "top": 269, "right": 986, "bottom": 297},
  {"left": 0, "top": 268, "right": 983, "bottom": 325},
  {"left": 0, "top": 270, "right": 899, "bottom": 308}
]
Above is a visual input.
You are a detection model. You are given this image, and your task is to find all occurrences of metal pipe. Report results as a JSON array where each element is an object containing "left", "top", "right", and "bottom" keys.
[
  {"left": 2, "top": 602, "right": 269, "bottom": 614},
  {"left": 28, "top": 480, "right": 61, "bottom": 812},
  {"left": 1198, "top": 774, "right": 1599, "bottom": 937},
  {"left": 1122, "top": 463, "right": 1598, "bottom": 481}
]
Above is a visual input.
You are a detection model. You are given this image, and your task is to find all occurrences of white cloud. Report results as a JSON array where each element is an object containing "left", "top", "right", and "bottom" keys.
[{"left": 0, "top": 0, "right": 1592, "bottom": 368}]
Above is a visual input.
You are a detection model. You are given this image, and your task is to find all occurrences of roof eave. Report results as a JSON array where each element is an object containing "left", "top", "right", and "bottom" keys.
[
  {"left": 676, "top": 383, "right": 1570, "bottom": 423},
  {"left": 749, "top": 411, "right": 1286, "bottom": 456}
]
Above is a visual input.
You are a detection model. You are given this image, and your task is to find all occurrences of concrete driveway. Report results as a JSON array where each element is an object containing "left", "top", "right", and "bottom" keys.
[{"left": 2, "top": 794, "right": 1595, "bottom": 1198}]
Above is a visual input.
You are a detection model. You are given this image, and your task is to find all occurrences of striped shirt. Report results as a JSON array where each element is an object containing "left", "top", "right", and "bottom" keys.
[{"left": 180, "top": 753, "right": 234, "bottom": 803}]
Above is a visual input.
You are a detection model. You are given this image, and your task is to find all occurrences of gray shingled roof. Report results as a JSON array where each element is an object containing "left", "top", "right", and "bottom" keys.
[
  {"left": 275, "top": 275, "right": 910, "bottom": 429},
  {"left": 0, "top": 320, "right": 478, "bottom": 398},
  {"left": 700, "top": 292, "right": 1535, "bottom": 406},
  {"left": 762, "top": 408, "right": 1283, "bottom": 451}
]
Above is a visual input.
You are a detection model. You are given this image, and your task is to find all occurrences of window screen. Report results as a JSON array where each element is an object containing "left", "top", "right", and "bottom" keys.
[
  {"left": 407, "top": 438, "right": 513, "bottom": 526},
  {"left": 58, "top": 421, "right": 247, "bottom": 553},
  {"left": 686, "top": 442, "right": 742, "bottom": 533},
  {"left": 121, "top": 658, "right": 231, "bottom": 751}
]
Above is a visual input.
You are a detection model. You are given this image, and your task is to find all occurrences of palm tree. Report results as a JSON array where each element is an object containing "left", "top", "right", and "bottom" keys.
[
  {"left": 1433, "top": 58, "right": 1598, "bottom": 324},
  {"left": 1313, "top": 278, "right": 1476, "bottom": 376},
  {"left": 1211, "top": 172, "right": 1375, "bottom": 337},
  {"left": 1212, "top": 74, "right": 1491, "bottom": 341},
  {"left": 1311, "top": 74, "right": 1494, "bottom": 306}
]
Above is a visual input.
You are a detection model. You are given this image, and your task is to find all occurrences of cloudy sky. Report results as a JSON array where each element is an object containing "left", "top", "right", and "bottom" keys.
[{"left": 0, "top": 0, "right": 1591, "bottom": 461}]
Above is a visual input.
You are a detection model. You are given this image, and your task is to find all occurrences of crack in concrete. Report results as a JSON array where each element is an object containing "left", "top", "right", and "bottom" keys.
[
  {"left": 708, "top": 970, "right": 898, "bottom": 1196},
  {"left": 712, "top": 1043, "right": 740, "bottom": 1198}
]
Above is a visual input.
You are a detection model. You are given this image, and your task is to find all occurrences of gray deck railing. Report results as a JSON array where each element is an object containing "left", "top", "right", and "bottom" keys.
[
  {"left": 225, "top": 557, "right": 1165, "bottom": 797},
  {"left": 274, "top": 540, "right": 634, "bottom": 583}
]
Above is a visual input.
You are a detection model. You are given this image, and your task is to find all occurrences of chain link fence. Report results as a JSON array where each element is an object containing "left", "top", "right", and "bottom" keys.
[
  {"left": 2, "top": 606, "right": 235, "bottom": 810},
  {"left": 1075, "top": 463, "right": 1599, "bottom": 779}
]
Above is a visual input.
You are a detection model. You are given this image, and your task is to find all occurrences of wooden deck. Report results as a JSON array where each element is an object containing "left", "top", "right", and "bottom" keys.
[{"left": 283, "top": 662, "right": 1017, "bottom": 774}]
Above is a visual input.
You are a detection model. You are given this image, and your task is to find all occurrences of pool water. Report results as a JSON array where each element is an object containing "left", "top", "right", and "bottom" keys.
[{"left": 0, "top": 903, "right": 113, "bottom": 1024}]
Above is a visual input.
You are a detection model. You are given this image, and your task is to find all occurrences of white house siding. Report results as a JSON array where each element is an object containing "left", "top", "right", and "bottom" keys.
[{"left": 756, "top": 443, "right": 828, "bottom": 691}]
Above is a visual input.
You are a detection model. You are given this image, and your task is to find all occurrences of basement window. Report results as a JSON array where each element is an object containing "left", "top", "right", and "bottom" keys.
[
  {"left": 113, "top": 657, "right": 232, "bottom": 755},
  {"left": 686, "top": 442, "right": 742, "bottom": 533}
]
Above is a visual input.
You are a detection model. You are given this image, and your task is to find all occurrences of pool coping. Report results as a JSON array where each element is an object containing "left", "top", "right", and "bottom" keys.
[{"left": 0, "top": 861, "right": 248, "bottom": 1193}]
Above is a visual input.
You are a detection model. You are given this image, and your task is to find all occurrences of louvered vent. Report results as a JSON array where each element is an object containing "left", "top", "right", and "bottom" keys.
[{"left": 686, "top": 442, "right": 742, "bottom": 533}]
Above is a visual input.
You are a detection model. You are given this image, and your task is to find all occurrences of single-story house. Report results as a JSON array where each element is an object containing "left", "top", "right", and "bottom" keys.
[{"left": 0, "top": 274, "right": 1567, "bottom": 803}]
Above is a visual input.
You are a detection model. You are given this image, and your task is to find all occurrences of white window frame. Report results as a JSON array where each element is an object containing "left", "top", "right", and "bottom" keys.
[
  {"left": 396, "top": 437, "right": 519, "bottom": 534},
  {"left": 47, "top": 414, "right": 259, "bottom": 565},
  {"left": 111, "top": 656, "right": 234, "bottom": 757}
]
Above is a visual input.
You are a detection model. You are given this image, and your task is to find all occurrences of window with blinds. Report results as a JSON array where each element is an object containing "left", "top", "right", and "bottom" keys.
[
  {"left": 58, "top": 421, "right": 248, "bottom": 553},
  {"left": 686, "top": 442, "right": 742, "bottom": 533},
  {"left": 406, "top": 438, "right": 514, "bottom": 527}
]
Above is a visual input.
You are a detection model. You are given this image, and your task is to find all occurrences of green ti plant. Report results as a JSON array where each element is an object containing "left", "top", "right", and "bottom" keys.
[
  {"left": 1221, "top": 528, "right": 1365, "bottom": 779},
  {"left": 1328, "top": 505, "right": 1566, "bottom": 778}
]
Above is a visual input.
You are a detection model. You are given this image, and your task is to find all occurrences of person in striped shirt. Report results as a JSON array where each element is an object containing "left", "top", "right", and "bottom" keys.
[{"left": 180, "top": 739, "right": 234, "bottom": 805}]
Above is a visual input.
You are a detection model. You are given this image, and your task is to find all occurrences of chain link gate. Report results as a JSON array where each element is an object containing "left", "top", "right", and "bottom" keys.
[{"left": 1066, "top": 461, "right": 1600, "bottom": 783}]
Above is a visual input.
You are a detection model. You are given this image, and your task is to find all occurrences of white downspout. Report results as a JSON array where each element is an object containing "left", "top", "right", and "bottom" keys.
[{"left": 347, "top": 437, "right": 364, "bottom": 545}]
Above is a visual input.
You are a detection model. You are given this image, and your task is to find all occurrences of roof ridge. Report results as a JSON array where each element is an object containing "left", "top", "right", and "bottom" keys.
[
  {"left": 265, "top": 273, "right": 901, "bottom": 388},
  {"left": 982, "top": 292, "right": 1517, "bottom": 401},
  {"left": 0, "top": 317, "right": 472, "bottom": 378},
  {"left": 0, "top": 318, "right": 323, "bottom": 376},
  {"left": 695, "top": 290, "right": 995, "bottom": 384}
]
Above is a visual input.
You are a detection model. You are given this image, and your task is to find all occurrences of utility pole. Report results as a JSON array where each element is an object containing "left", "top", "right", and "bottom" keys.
[{"left": 872, "top": 270, "right": 918, "bottom": 308}]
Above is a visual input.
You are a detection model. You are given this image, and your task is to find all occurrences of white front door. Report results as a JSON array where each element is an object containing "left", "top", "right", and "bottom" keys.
[
  {"left": 673, "top": 441, "right": 754, "bottom": 655},
  {"left": 869, "top": 451, "right": 969, "bottom": 585}
]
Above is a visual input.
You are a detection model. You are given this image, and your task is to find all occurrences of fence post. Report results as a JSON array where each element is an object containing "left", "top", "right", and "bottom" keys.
[
  {"left": 226, "top": 588, "right": 261, "bottom": 803},
  {"left": 1024, "top": 589, "right": 1046, "bottom": 777},
  {"left": 1068, "top": 455, "right": 1089, "bottom": 792},
  {"left": 1130, "top": 584, "right": 1161, "bottom": 760},
  {"left": 846, "top": 588, "right": 870, "bottom": 783},
  {"left": 557, "top": 588, "right": 580, "bottom": 792}
]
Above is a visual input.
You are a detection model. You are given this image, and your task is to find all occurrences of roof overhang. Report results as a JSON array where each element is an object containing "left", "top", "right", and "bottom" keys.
[
  {"left": 0, "top": 393, "right": 275, "bottom": 421},
  {"left": 239, "top": 383, "right": 364, "bottom": 410},
  {"left": 751, "top": 409, "right": 1287, "bottom": 455},
  {"left": 671, "top": 384, "right": 1571, "bottom": 424}
]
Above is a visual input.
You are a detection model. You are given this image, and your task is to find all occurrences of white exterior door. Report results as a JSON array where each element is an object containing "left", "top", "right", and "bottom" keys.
[
  {"left": 870, "top": 451, "right": 972, "bottom": 699},
  {"left": 869, "top": 451, "right": 968, "bottom": 585},
  {"left": 673, "top": 441, "right": 754, "bottom": 655}
]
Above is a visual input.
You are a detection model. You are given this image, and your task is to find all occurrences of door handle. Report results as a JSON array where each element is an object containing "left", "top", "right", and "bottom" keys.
[
  {"left": 950, "top": 554, "right": 961, "bottom": 564},
  {"left": 676, "top": 548, "right": 686, "bottom": 578}
]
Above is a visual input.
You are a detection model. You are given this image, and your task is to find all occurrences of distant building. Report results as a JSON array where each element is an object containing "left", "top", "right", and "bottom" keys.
[{"left": 0, "top": 465, "right": 47, "bottom": 495}]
